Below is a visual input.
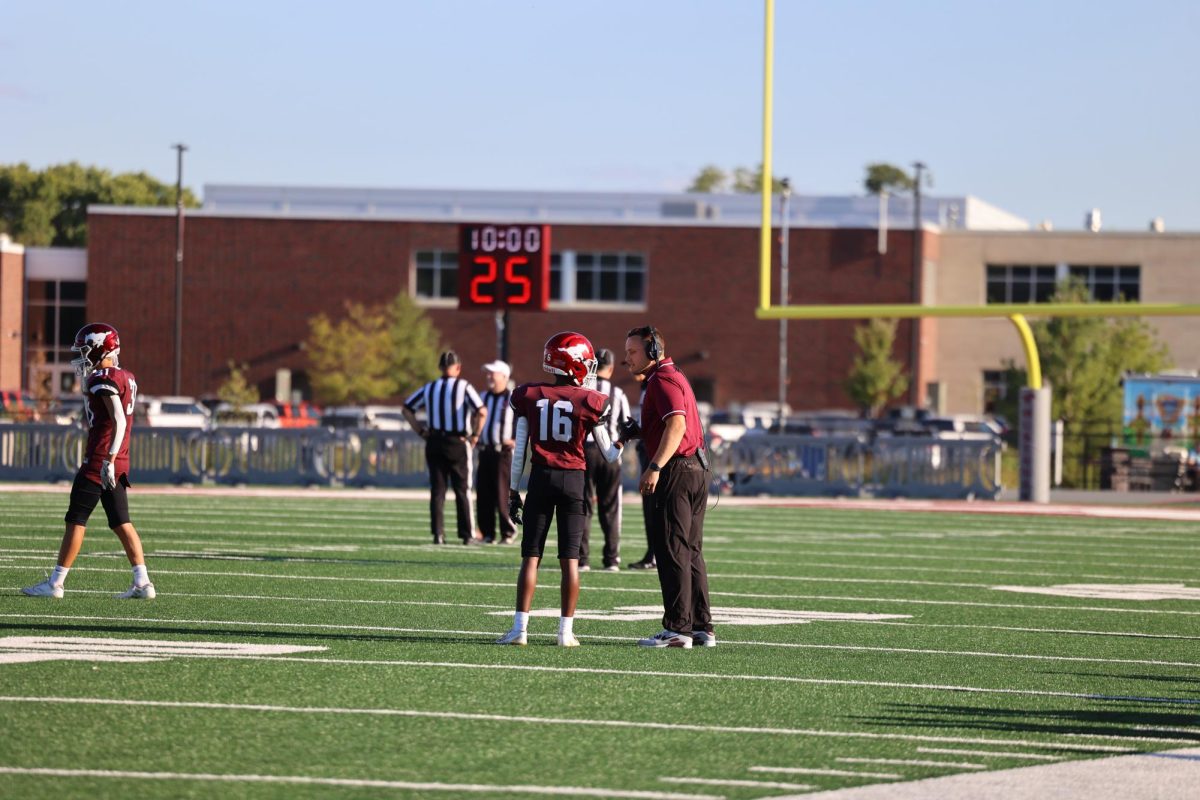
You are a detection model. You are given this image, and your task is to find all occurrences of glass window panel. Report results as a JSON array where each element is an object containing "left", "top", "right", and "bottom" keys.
[
  {"left": 416, "top": 268, "right": 434, "bottom": 297},
  {"left": 1010, "top": 282, "right": 1032, "bottom": 303},
  {"left": 59, "top": 282, "right": 87, "bottom": 302},
  {"left": 416, "top": 252, "right": 434, "bottom": 266},
  {"left": 1092, "top": 282, "right": 1115, "bottom": 302},
  {"left": 986, "top": 266, "right": 1005, "bottom": 281},
  {"left": 1094, "top": 266, "right": 1114, "bottom": 281},
  {"left": 550, "top": 270, "right": 562, "bottom": 300},
  {"left": 576, "top": 271, "right": 594, "bottom": 300},
  {"left": 440, "top": 268, "right": 457, "bottom": 298},
  {"left": 624, "top": 271, "right": 644, "bottom": 302},
  {"left": 1012, "top": 266, "right": 1031, "bottom": 279},
  {"left": 60, "top": 307, "right": 86, "bottom": 343},
  {"left": 1034, "top": 281, "right": 1056, "bottom": 303},
  {"left": 1119, "top": 282, "right": 1140, "bottom": 301},
  {"left": 1119, "top": 266, "right": 1139, "bottom": 281},
  {"left": 626, "top": 254, "right": 644, "bottom": 268},
  {"left": 25, "top": 280, "right": 52, "bottom": 303},
  {"left": 600, "top": 271, "right": 618, "bottom": 299},
  {"left": 986, "top": 281, "right": 1007, "bottom": 304},
  {"left": 1069, "top": 266, "right": 1088, "bottom": 279},
  {"left": 1036, "top": 267, "right": 1056, "bottom": 281},
  {"left": 576, "top": 254, "right": 594, "bottom": 267}
]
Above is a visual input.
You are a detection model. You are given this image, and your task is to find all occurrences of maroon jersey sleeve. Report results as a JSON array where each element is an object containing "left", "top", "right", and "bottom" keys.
[{"left": 81, "top": 367, "right": 137, "bottom": 483}]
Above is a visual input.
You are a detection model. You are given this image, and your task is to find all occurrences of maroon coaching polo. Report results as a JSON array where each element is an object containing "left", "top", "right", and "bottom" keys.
[{"left": 639, "top": 358, "right": 704, "bottom": 462}]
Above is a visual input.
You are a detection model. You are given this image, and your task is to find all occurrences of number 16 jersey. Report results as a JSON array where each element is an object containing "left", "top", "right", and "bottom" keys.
[{"left": 509, "top": 383, "right": 609, "bottom": 471}]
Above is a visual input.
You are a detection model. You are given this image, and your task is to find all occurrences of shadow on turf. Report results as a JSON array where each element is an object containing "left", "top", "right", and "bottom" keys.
[{"left": 853, "top": 702, "right": 1200, "bottom": 745}]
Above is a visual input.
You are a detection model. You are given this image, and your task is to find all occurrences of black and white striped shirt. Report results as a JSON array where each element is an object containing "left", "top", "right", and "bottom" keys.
[
  {"left": 479, "top": 389, "right": 514, "bottom": 448},
  {"left": 587, "top": 377, "right": 631, "bottom": 442},
  {"left": 404, "top": 377, "right": 484, "bottom": 435}
]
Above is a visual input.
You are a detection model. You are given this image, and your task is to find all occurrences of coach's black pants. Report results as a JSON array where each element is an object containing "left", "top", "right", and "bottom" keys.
[
  {"left": 426, "top": 433, "right": 472, "bottom": 542},
  {"left": 649, "top": 454, "right": 712, "bottom": 634},
  {"left": 476, "top": 446, "right": 516, "bottom": 541},
  {"left": 582, "top": 442, "right": 622, "bottom": 568},
  {"left": 635, "top": 441, "right": 654, "bottom": 562}
]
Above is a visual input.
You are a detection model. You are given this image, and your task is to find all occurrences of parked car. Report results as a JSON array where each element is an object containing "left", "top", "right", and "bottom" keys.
[
  {"left": 212, "top": 402, "right": 282, "bottom": 428},
  {"left": 924, "top": 415, "right": 1004, "bottom": 441},
  {"left": 135, "top": 396, "right": 211, "bottom": 428},
  {"left": 321, "top": 405, "right": 411, "bottom": 431},
  {"left": 271, "top": 400, "right": 322, "bottom": 428}
]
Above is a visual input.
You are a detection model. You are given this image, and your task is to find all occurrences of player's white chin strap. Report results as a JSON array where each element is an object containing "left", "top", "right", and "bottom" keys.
[{"left": 510, "top": 416, "right": 529, "bottom": 492}]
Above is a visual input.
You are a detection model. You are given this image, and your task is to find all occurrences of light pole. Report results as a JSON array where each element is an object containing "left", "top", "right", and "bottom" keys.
[
  {"left": 778, "top": 177, "right": 791, "bottom": 424},
  {"left": 909, "top": 161, "right": 926, "bottom": 406},
  {"left": 172, "top": 143, "right": 187, "bottom": 396}
]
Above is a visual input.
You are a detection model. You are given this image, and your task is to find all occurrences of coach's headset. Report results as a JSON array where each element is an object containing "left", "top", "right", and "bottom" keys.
[{"left": 639, "top": 326, "right": 664, "bottom": 362}]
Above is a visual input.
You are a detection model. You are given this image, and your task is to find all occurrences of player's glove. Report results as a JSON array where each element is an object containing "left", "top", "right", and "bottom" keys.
[
  {"left": 618, "top": 418, "right": 641, "bottom": 443},
  {"left": 100, "top": 459, "right": 117, "bottom": 490},
  {"left": 508, "top": 490, "right": 524, "bottom": 526}
]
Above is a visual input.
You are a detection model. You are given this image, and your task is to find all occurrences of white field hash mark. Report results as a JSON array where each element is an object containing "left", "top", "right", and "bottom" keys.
[
  {"left": 0, "top": 636, "right": 325, "bottom": 665},
  {"left": 0, "top": 768, "right": 722, "bottom": 800}
]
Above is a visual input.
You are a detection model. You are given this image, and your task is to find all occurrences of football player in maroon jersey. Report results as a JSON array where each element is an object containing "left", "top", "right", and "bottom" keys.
[
  {"left": 21, "top": 323, "right": 156, "bottom": 600},
  {"left": 495, "top": 332, "right": 623, "bottom": 646}
]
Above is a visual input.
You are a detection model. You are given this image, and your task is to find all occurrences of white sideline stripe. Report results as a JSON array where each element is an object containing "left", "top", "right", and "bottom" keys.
[
  {"left": 915, "top": 747, "right": 1060, "bottom": 761},
  {"left": 0, "top": 767, "right": 720, "bottom": 799},
  {"left": 749, "top": 766, "right": 902, "bottom": 779},
  {"left": 660, "top": 777, "right": 813, "bottom": 790},
  {"left": 0, "top": 696, "right": 1138, "bottom": 752},
  {"left": 838, "top": 757, "right": 986, "bottom": 770},
  {"left": 7, "top": 611, "right": 1200, "bottom": 670},
  {"left": 871, "top": 622, "right": 1200, "bottom": 641}
]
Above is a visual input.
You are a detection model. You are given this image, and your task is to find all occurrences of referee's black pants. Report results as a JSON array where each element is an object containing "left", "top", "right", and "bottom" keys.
[
  {"left": 582, "top": 442, "right": 622, "bottom": 568},
  {"left": 426, "top": 433, "right": 473, "bottom": 542},
  {"left": 648, "top": 454, "right": 712, "bottom": 634},
  {"left": 476, "top": 445, "right": 516, "bottom": 542}
]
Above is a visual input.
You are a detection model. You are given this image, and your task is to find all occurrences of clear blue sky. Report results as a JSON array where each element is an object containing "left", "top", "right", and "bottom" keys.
[{"left": 3, "top": 1, "right": 1197, "bottom": 231}]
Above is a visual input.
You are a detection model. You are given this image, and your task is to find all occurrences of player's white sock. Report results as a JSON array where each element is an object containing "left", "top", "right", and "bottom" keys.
[
  {"left": 50, "top": 565, "right": 69, "bottom": 587},
  {"left": 558, "top": 616, "right": 574, "bottom": 637},
  {"left": 513, "top": 611, "right": 529, "bottom": 632},
  {"left": 132, "top": 564, "right": 149, "bottom": 586}
]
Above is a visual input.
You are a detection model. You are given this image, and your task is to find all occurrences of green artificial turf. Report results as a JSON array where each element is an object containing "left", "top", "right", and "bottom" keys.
[{"left": 0, "top": 491, "right": 1197, "bottom": 799}]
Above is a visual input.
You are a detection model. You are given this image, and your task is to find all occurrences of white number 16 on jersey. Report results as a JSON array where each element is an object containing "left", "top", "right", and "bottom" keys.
[{"left": 535, "top": 399, "right": 574, "bottom": 442}]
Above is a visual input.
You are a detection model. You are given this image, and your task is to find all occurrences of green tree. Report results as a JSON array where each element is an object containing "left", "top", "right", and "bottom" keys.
[
  {"left": 996, "top": 279, "right": 1171, "bottom": 486},
  {"left": 306, "top": 293, "right": 441, "bottom": 405},
  {"left": 217, "top": 361, "right": 260, "bottom": 408},
  {"left": 863, "top": 162, "right": 914, "bottom": 195},
  {"left": 687, "top": 165, "right": 728, "bottom": 193},
  {"left": 844, "top": 318, "right": 909, "bottom": 417},
  {"left": 687, "top": 163, "right": 784, "bottom": 194},
  {"left": 0, "top": 162, "right": 200, "bottom": 246}
]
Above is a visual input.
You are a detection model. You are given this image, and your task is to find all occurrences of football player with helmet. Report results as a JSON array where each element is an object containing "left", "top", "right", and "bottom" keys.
[
  {"left": 495, "top": 332, "right": 623, "bottom": 646},
  {"left": 21, "top": 323, "right": 156, "bottom": 600}
]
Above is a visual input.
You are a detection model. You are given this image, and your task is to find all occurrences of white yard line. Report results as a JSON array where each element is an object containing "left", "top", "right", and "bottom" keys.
[
  {"left": 837, "top": 757, "right": 986, "bottom": 770},
  {"left": 0, "top": 696, "right": 1144, "bottom": 752},
  {"left": 0, "top": 767, "right": 720, "bottom": 799},
  {"left": 659, "top": 777, "right": 813, "bottom": 791},
  {"left": 914, "top": 747, "right": 1060, "bottom": 761},
  {"left": 5, "top": 610, "right": 1200, "bottom": 671},
  {"left": 748, "top": 766, "right": 901, "bottom": 779}
]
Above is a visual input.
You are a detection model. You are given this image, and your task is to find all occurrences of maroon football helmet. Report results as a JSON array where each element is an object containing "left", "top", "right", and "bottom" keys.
[
  {"left": 71, "top": 322, "right": 121, "bottom": 378},
  {"left": 543, "top": 331, "right": 597, "bottom": 388}
]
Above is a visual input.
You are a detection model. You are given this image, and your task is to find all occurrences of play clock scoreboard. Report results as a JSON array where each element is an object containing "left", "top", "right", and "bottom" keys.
[{"left": 457, "top": 224, "right": 551, "bottom": 311}]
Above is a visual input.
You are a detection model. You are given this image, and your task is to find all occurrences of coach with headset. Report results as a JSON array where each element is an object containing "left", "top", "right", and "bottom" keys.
[{"left": 622, "top": 325, "right": 715, "bottom": 649}]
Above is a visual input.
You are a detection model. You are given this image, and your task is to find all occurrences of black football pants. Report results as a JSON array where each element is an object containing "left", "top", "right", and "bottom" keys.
[
  {"left": 581, "top": 442, "right": 622, "bottom": 568},
  {"left": 476, "top": 446, "right": 516, "bottom": 541},
  {"left": 648, "top": 454, "right": 712, "bottom": 634}
]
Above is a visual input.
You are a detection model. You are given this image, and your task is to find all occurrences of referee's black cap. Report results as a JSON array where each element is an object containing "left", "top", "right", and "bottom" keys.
[
  {"left": 438, "top": 350, "right": 461, "bottom": 369},
  {"left": 596, "top": 348, "right": 615, "bottom": 368}
]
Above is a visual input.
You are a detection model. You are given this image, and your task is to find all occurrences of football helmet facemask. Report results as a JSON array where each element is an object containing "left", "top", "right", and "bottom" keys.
[
  {"left": 71, "top": 322, "right": 121, "bottom": 379},
  {"left": 543, "top": 331, "right": 598, "bottom": 389}
]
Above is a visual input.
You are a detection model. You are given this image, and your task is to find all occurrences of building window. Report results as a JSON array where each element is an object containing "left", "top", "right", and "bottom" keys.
[
  {"left": 986, "top": 264, "right": 1140, "bottom": 303},
  {"left": 982, "top": 369, "right": 1008, "bottom": 413},
  {"left": 564, "top": 251, "right": 646, "bottom": 305},
  {"left": 25, "top": 280, "right": 87, "bottom": 365},
  {"left": 413, "top": 250, "right": 457, "bottom": 300},
  {"left": 1068, "top": 265, "right": 1140, "bottom": 302}
]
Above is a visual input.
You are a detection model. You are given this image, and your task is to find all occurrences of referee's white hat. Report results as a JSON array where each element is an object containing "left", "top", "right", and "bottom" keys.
[{"left": 482, "top": 360, "right": 511, "bottom": 378}]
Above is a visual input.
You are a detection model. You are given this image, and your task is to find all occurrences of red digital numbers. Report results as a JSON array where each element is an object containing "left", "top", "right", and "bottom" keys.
[{"left": 458, "top": 225, "right": 550, "bottom": 311}]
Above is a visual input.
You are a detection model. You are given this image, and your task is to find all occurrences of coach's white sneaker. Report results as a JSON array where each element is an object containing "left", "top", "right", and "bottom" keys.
[
  {"left": 495, "top": 628, "right": 527, "bottom": 646},
  {"left": 637, "top": 629, "right": 693, "bottom": 648},
  {"left": 116, "top": 582, "right": 156, "bottom": 600},
  {"left": 557, "top": 633, "right": 580, "bottom": 647},
  {"left": 691, "top": 630, "right": 717, "bottom": 648},
  {"left": 21, "top": 578, "right": 64, "bottom": 599}
]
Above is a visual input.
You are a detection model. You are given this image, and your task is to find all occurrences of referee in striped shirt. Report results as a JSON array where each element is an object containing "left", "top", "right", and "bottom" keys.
[
  {"left": 403, "top": 351, "right": 487, "bottom": 545},
  {"left": 581, "top": 348, "right": 632, "bottom": 571},
  {"left": 476, "top": 359, "right": 517, "bottom": 544}
]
